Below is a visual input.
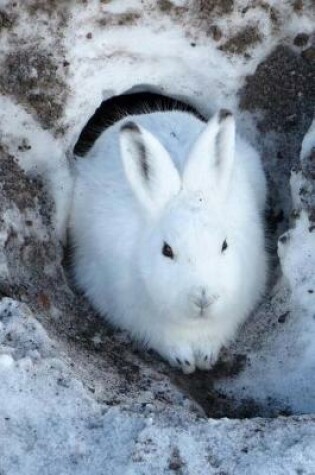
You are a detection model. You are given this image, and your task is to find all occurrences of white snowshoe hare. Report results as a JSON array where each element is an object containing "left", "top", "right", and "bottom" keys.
[{"left": 70, "top": 107, "right": 267, "bottom": 373}]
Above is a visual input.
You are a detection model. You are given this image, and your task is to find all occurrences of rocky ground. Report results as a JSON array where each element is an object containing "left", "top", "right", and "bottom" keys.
[{"left": 0, "top": 1, "right": 314, "bottom": 473}]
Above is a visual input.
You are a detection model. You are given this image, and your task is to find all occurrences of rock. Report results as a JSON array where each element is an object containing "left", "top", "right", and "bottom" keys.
[
  {"left": 208, "top": 24, "right": 222, "bottom": 41},
  {"left": 293, "top": 33, "right": 309, "bottom": 47},
  {"left": 302, "top": 46, "right": 315, "bottom": 64},
  {"left": 219, "top": 26, "right": 262, "bottom": 54}
]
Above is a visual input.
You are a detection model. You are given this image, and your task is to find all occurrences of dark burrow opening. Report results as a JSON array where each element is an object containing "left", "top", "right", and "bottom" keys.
[{"left": 67, "top": 44, "right": 314, "bottom": 419}]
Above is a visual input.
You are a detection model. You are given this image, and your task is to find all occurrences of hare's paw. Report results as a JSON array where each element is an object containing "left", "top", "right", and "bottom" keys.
[
  {"left": 165, "top": 346, "right": 196, "bottom": 374},
  {"left": 194, "top": 343, "right": 220, "bottom": 371}
]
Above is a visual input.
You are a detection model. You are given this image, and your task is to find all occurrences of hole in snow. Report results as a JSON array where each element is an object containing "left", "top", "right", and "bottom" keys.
[{"left": 71, "top": 56, "right": 314, "bottom": 419}]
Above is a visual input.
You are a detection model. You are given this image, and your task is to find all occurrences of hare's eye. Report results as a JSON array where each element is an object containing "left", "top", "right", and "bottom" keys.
[
  {"left": 221, "top": 239, "right": 228, "bottom": 253},
  {"left": 162, "top": 242, "right": 174, "bottom": 259}
]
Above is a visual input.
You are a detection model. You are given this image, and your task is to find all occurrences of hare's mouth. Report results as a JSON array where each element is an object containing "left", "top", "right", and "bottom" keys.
[
  {"left": 196, "top": 305, "right": 210, "bottom": 318},
  {"left": 190, "top": 306, "right": 212, "bottom": 321}
]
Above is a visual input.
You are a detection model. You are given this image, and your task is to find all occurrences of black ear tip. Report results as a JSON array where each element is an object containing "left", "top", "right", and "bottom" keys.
[
  {"left": 121, "top": 121, "right": 140, "bottom": 133},
  {"left": 219, "top": 109, "right": 233, "bottom": 122}
]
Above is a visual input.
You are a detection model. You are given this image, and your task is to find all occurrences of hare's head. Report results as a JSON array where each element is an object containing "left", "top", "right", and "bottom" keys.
[{"left": 119, "top": 110, "right": 245, "bottom": 323}]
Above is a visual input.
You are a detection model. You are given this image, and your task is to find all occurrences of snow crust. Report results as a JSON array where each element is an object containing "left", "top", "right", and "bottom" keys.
[{"left": 1, "top": 299, "right": 315, "bottom": 475}]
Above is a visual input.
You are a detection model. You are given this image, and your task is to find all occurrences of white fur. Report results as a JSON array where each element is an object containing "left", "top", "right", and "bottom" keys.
[{"left": 70, "top": 109, "right": 267, "bottom": 373}]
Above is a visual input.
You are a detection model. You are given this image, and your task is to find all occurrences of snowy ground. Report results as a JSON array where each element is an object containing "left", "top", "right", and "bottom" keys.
[{"left": 0, "top": 0, "right": 314, "bottom": 473}]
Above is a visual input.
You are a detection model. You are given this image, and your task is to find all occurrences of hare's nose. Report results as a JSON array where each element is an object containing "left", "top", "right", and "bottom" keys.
[{"left": 191, "top": 287, "right": 214, "bottom": 310}]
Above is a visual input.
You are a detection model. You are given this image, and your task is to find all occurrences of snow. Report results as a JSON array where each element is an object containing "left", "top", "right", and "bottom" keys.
[
  {"left": 0, "top": 98, "right": 73, "bottom": 240},
  {"left": 0, "top": 298, "right": 314, "bottom": 474},
  {"left": 214, "top": 120, "right": 315, "bottom": 415},
  {"left": 0, "top": 0, "right": 314, "bottom": 473},
  {"left": 300, "top": 118, "right": 315, "bottom": 162}
]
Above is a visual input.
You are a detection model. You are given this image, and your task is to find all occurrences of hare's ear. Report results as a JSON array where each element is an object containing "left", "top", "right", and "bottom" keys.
[
  {"left": 183, "top": 109, "right": 235, "bottom": 198},
  {"left": 120, "top": 121, "right": 181, "bottom": 214}
]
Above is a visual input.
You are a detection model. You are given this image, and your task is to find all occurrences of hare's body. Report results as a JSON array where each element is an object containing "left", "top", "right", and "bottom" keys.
[{"left": 71, "top": 110, "right": 267, "bottom": 373}]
